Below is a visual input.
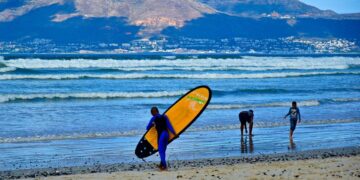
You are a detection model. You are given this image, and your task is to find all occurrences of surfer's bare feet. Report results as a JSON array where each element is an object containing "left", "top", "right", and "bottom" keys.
[{"left": 157, "top": 164, "right": 167, "bottom": 171}]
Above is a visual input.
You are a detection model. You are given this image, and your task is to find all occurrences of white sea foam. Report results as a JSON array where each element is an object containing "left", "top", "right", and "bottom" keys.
[
  {"left": 208, "top": 100, "right": 321, "bottom": 109},
  {"left": 0, "top": 91, "right": 186, "bottom": 103},
  {"left": 116, "top": 65, "right": 352, "bottom": 71},
  {"left": 189, "top": 119, "right": 360, "bottom": 131},
  {"left": 1, "top": 119, "right": 359, "bottom": 143},
  {"left": 1, "top": 56, "right": 359, "bottom": 70},
  {"left": 0, "top": 67, "right": 16, "bottom": 73},
  {"left": 331, "top": 98, "right": 360, "bottom": 102},
  {"left": 0, "top": 131, "right": 143, "bottom": 143},
  {"left": 0, "top": 71, "right": 357, "bottom": 80}
]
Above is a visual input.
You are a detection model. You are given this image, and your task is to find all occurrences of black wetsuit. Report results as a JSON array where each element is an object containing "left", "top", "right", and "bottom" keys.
[
  {"left": 154, "top": 115, "right": 167, "bottom": 137},
  {"left": 239, "top": 111, "right": 252, "bottom": 125}
]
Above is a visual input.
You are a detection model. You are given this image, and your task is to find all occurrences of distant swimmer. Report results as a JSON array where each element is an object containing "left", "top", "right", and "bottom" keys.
[
  {"left": 284, "top": 101, "right": 301, "bottom": 139},
  {"left": 239, "top": 110, "right": 254, "bottom": 136},
  {"left": 146, "top": 107, "right": 176, "bottom": 171}
]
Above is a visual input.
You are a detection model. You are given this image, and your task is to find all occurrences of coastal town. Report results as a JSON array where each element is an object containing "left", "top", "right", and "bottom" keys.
[{"left": 0, "top": 37, "right": 358, "bottom": 54}]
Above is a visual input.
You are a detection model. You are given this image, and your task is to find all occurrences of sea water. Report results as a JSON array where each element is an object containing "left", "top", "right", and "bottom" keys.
[{"left": 0, "top": 54, "right": 359, "bottom": 170}]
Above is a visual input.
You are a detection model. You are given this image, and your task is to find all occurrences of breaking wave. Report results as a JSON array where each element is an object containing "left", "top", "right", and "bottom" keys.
[
  {"left": 208, "top": 100, "right": 321, "bottom": 109},
  {"left": 213, "top": 88, "right": 297, "bottom": 95},
  {"left": 329, "top": 97, "right": 360, "bottom": 103},
  {"left": 0, "top": 57, "right": 359, "bottom": 71},
  {"left": 208, "top": 98, "right": 360, "bottom": 110},
  {"left": 1, "top": 119, "right": 359, "bottom": 143},
  {"left": 0, "top": 131, "right": 143, "bottom": 143},
  {"left": 0, "top": 67, "right": 16, "bottom": 73},
  {"left": 0, "top": 71, "right": 358, "bottom": 80},
  {"left": 113, "top": 66, "right": 351, "bottom": 71},
  {"left": 0, "top": 91, "right": 186, "bottom": 103},
  {"left": 189, "top": 119, "right": 360, "bottom": 132}
]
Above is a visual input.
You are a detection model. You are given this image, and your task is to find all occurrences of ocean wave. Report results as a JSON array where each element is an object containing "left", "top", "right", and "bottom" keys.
[
  {"left": 0, "top": 91, "right": 186, "bottom": 103},
  {"left": 1, "top": 119, "right": 359, "bottom": 143},
  {"left": 0, "top": 62, "right": 7, "bottom": 68},
  {"left": 213, "top": 88, "right": 294, "bottom": 95},
  {"left": 0, "top": 67, "right": 16, "bottom": 73},
  {"left": 0, "top": 131, "right": 143, "bottom": 143},
  {"left": 212, "top": 88, "right": 358, "bottom": 96},
  {"left": 1, "top": 57, "right": 359, "bottom": 71},
  {"left": 114, "top": 66, "right": 352, "bottom": 72},
  {"left": 208, "top": 97, "right": 360, "bottom": 110},
  {"left": 348, "top": 64, "right": 360, "bottom": 70},
  {"left": 0, "top": 71, "right": 358, "bottom": 80},
  {"left": 189, "top": 119, "right": 360, "bottom": 132},
  {"left": 321, "top": 87, "right": 360, "bottom": 92},
  {"left": 208, "top": 100, "right": 321, "bottom": 109},
  {"left": 330, "top": 98, "right": 360, "bottom": 103}
]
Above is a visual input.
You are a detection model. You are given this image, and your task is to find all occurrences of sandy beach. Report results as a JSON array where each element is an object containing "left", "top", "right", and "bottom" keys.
[
  {"left": 1, "top": 146, "right": 359, "bottom": 179},
  {"left": 46, "top": 154, "right": 360, "bottom": 180}
]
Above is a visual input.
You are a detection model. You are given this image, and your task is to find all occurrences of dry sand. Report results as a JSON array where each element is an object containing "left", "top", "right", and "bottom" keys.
[{"left": 41, "top": 155, "right": 360, "bottom": 180}]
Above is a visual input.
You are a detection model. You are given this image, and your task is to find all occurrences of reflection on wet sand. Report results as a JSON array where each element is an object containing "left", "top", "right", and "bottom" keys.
[
  {"left": 241, "top": 135, "right": 254, "bottom": 153},
  {"left": 288, "top": 138, "right": 296, "bottom": 150}
]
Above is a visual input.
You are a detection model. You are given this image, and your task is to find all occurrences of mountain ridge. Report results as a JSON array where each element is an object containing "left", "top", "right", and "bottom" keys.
[
  {"left": 0, "top": 0, "right": 358, "bottom": 36},
  {"left": 0, "top": 0, "right": 216, "bottom": 36},
  {"left": 0, "top": 0, "right": 359, "bottom": 53},
  {"left": 200, "top": 0, "right": 337, "bottom": 17}
]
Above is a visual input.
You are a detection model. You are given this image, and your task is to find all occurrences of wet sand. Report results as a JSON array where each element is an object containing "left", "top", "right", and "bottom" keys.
[{"left": 1, "top": 146, "right": 359, "bottom": 179}]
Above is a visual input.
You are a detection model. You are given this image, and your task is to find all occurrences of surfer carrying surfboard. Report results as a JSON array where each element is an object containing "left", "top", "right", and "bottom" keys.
[
  {"left": 135, "top": 86, "right": 211, "bottom": 170},
  {"left": 239, "top": 110, "right": 254, "bottom": 136},
  {"left": 146, "top": 107, "right": 177, "bottom": 170}
]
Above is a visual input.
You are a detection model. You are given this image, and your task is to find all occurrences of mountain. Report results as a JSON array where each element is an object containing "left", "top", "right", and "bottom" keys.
[
  {"left": 163, "top": 14, "right": 360, "bottom": 39},
  {"left": 199, "top": 0, "right": 337, "bottom": 18},
  {"left": 338, "top": 13, "right": 360, "bottom": 20},
  {"left": 0, "top": 0, "right": 215, "bottom": 37},
  {"left": 0, "top": 0, "right": 359, "bottom": 53},
  {"left": 0, "top": 4, "right": 141, "bottom": 44}
]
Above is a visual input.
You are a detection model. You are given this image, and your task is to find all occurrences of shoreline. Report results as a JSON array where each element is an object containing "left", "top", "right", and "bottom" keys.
[
  {"left": 51, "top": 153, "right": 360, "bottom": 180},
  {"left": 1, "top": 146, "right": 359, "bottom": 179}
]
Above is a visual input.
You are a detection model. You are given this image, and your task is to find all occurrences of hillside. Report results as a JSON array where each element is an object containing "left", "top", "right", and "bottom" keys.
[
  {"left": 0, "top": 0, "right": 215, "bottom": 36},
  {"left": 199, "top": 0, "right": 337, "bottom": 17},
  {"left": 0, "top": 0, "right": 359, "bottom": 53}
]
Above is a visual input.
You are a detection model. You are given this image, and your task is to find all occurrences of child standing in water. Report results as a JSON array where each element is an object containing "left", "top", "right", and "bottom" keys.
[{"left": 284, "top": 101, "right": 301, "bottom": 139}]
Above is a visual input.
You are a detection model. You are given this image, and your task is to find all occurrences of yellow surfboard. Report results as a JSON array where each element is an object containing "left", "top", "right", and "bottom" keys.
[{"left": 135, "top": 86, "right": 212, "bottom": 158}]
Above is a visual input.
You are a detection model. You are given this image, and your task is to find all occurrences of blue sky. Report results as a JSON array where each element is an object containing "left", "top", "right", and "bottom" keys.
[{"left": 301, "top": 0, "right": 360, "bottom": 13}]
